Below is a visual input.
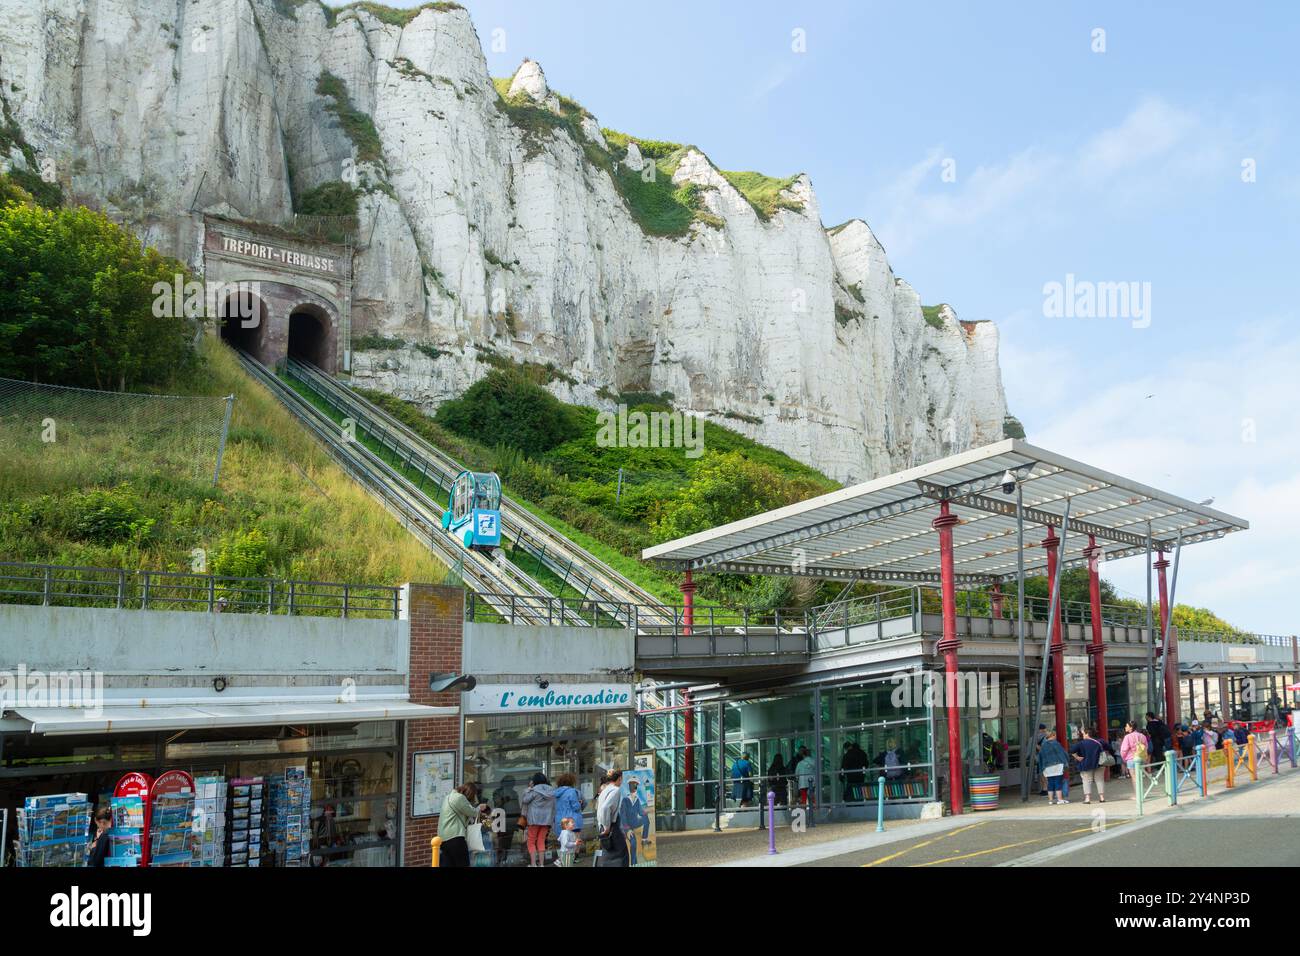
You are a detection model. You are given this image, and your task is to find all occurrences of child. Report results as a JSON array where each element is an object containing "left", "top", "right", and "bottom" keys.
[{"left": 555, "top": 816, "right": 580, "bottom": 867}]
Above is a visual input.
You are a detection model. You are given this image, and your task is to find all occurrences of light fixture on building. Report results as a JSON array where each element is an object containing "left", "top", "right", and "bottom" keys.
[{"left": 429, "top": 672, "right": 476, "bottom": 693}]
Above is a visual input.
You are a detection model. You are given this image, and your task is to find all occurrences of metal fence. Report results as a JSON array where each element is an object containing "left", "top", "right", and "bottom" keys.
[
  {"left": 0, "top": 561, "right": 399, "bottom": 619},
  {"left": 0, "top": 376, "right": 233, "bottom": 485}
]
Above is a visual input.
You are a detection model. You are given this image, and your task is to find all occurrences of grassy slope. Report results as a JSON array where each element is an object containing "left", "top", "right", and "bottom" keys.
[
  {"left": 353, "top": 386, "right": 836, "bottom": 606},
  {"left": 0, "top": 340, "right": 444, "bottom": 586}
]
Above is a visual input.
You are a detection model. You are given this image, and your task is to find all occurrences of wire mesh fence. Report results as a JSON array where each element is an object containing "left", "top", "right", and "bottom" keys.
[{"left": 0, "top": 376, "right": 233, "bottom": 485}]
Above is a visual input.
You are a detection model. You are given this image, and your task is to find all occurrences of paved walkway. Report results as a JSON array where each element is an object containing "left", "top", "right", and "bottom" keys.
[
  {"left": 702, "top": 754, "right": 1299, "bottom": 867},
  {"left": 656, "top": 815, "right": 932, "bottom": 867}
]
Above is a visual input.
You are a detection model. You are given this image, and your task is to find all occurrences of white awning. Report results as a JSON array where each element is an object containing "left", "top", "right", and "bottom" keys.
[
  {"left": 643, "top": 439, "right": 1248, "bottom": 584},
  {"left": 8, "top": 700, "right": 458, "bottom": 735}
]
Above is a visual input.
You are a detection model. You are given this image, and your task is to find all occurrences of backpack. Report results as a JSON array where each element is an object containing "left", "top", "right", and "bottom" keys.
[{"left": 1134, "top": 738, "right": 1148, "bottom": 762}]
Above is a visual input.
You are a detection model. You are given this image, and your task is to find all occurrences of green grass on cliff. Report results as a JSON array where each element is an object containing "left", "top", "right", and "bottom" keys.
[{"left": 0, "top": 339, "right": 444, "bottom": 588}]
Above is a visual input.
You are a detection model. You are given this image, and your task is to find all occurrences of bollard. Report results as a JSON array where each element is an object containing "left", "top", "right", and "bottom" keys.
[
  {"left": 430, "top": 835, "right": 442, "bottom": 867},
  {"left": 1134, "top": 756, "right": 1144, "bottom": 816},
  {"left": 876, "top": 775, "right": 886, "bottom": 832},
  {"left": 767, "top": 790, "right": 776, "bottom": 855},
  {"left": 1247, "top": 734, "right": 1258, "bottom": 780},
  {"left": 1225, "top": 738, "right": 1236, "bottom": 788},
  {"left": 1165, "top": 749, "right": 1177, "bottom": 805}
]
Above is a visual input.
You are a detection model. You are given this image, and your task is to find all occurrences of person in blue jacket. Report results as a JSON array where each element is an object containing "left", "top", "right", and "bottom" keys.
[
  {"left": 731, "top": 752, "right": 755, "bottom": 807},
  {"left": 1037, "top": 731, "right": 1071, "bottom": 805},
  {"left": 551, "top": 773, "right": 586, "bottom": 848}
]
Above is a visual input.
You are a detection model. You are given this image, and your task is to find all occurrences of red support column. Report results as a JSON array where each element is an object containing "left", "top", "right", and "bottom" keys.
[
  {"left": 1155, "top": 552, "right": 1170, "bottom": 637},
  {"left": 680, "top": 570, "right": 696, "bottom": 811},
  {"left": 1155, "top": 553, "right": 1179, "bottom": 726},
  {"left": 1043, "top": 527, "right": 1068, "bottom": 743},
  {"left": 1085, "top": 535, "right": 1109, "bottom": 741},
  {"left": 933, "top": 500, "right": 964, "bottom": 816},
  {"left": 991, "top": 579, "right": 1004, "bottom": 620}
]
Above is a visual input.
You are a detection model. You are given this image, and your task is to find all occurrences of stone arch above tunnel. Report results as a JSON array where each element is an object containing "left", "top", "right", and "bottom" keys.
[{"left": 201, "top": 215, "right": 352, "bottom": 373}]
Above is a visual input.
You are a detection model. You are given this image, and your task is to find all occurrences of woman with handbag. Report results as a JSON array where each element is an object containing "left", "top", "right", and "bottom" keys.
[
  {"left": 595, "top": 768, "right": 628, "bottom": 867},
  {"left": 1069, "top": 727, "right": 1110, "bottom": 804},
  {"left": 521, "top": 772, "right": 558, "bottom": 867},
  {"left": 438, "top": 784, "right": 489, "bottom": 868}
]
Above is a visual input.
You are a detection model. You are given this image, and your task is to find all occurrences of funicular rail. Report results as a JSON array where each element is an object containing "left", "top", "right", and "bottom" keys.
[
  {"left": 235, "top": 349, "right": 566, "bottom": 625},
  {"left": 285, "top": 359, "right": 676, "bottom": 629}
]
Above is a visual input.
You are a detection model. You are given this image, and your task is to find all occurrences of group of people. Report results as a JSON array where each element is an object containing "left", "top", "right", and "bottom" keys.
[
  {"left": 1033, "top": 724, "right": 1115, "bottom": 804},
  {"left": 437, "top": 768, "right": 650, "bottom": 868},
  {"left": 728, "top": 740, "right": 912, "bottom": 809},
  {"left": 1030, "top": 708, "right": 1262, "bottom": 806}
]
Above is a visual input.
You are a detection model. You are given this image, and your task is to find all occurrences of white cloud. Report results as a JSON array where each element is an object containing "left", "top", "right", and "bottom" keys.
[
  {"left": 1012, "top": 321, "right": 1300, "bottom": 633},
  {"left": 869, "top": 95, "right": 1242, "bottom": 255}
]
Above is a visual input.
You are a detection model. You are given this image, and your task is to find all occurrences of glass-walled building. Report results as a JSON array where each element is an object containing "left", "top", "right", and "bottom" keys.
[{"left": 639, "top": 674, "right": 937, "bottom": 825}]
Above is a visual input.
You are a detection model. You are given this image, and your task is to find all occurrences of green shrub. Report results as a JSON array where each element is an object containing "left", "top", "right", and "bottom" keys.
[
  {"left": 211, "top": 528, "right": 271, "bottom": 578},
  {"left": 435, "top": 368, "right": 581, "bottom": 457},
  {"left": 295, "top": 180, "right": 359, "bottom": 217},
  {"left": 67, "top": 485, "right": 155, "bottom": 545}
]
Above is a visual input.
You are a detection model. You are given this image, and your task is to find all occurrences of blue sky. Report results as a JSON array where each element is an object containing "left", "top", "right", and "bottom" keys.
[{"left": 405, "top": 1, "right": 1298, "bottom": 632}]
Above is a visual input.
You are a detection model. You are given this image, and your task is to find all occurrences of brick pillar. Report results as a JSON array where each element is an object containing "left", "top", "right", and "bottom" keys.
[{"left": 400, "top": 583, "right": 464, "bottom": 866}]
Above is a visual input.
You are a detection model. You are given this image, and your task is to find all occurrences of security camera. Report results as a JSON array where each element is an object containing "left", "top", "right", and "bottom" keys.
[
  {"left": 536, "top": 677, "right": 550, "bottom": 690},
  {"left": 1000, "top": 470, "right": 1017, "bottom": 495}
]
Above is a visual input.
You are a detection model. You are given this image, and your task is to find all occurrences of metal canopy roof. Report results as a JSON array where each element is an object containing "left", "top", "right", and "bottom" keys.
[{"left": 642, "top": 439, "right": 1248, "bottom": 585}]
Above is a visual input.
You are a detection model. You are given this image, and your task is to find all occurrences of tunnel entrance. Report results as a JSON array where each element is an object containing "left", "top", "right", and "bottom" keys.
[
  {"left": 287, "top": 305, "right": 332, "bottom": 370},
  {"left": 218, "top": 292, "right": 267, "bottom": 359}
]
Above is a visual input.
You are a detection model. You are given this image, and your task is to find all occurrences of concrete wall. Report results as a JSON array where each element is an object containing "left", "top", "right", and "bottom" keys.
[
  {"left": 0, "top": 604, "right": 408, "bottom": 702},
  {"left": 462, "top": 621, "right": 632, "bottom": 681}
]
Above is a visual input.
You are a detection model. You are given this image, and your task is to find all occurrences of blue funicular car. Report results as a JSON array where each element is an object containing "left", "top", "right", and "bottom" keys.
[{"left": 441, "top": 470, "right": 503, "bottom": 550}]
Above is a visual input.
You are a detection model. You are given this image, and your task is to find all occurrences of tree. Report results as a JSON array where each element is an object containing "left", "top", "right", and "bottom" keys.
[
  {"left": 0, "top": 196, "right": 200, "bottom": 390},
  {"left": 435, "top": 368, "right": 580, "bottom": 456},
  {"left": 649, "top": 450, "right": 823, "bottom": 542}
]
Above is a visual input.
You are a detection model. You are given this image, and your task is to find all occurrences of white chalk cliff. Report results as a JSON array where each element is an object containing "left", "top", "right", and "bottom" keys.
[{"left": 0, "top": 0, "right": 1011, "bottom": 483}]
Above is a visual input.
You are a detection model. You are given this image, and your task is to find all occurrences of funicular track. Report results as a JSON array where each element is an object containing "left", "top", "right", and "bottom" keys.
[
  {"left": 233, "top": 347, "right": 574, "bottom": 626},
  {"left": 284, "top": 358, "right": 676, "bottom": 629}
]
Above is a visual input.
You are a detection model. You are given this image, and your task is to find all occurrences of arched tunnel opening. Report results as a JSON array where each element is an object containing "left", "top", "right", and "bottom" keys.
[
  {"left": 218, "top": 292, "right": 267, "bottom": 359},
  {"left": 287, "top": 307, "right": 331, "bottom": 370}
]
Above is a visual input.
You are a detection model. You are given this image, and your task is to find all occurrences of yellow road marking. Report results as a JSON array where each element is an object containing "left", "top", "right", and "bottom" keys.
[
  {"left": 860, "top": 821, "right": 987, "bottom": 867},
  {"left": 914, "top": 818, "right": 1133, "bottom": 867}
]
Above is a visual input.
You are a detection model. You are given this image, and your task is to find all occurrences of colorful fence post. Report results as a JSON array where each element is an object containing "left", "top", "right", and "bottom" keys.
[
  {"left": 1198, "top": 744, "right": 1208, "bottom": 796},
  {"left": 1134, "top": 756, "right": 1144, "bottom": 816},
  {"left": 1289, "top": 726, "right": 1297, "bottom": 768},
  {"left": 1225, "top": 738, "right": 1236, "bottom": 788},
  {"left": 1271, "top": 732, "right": 1280, "bottom": 774},
  {"left": 1247, "top": 734, "right": 1258, "bottom": 781},
  {"left": 1165, "top": 749, "right": 1178, "bottom": 806},
  {"left": 876, "top": 775, "right": 886, "bottom": 832}
]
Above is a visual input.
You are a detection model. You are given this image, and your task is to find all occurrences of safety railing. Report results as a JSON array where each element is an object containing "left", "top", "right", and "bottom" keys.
[
  {"left": 465, "top": 591, "right": 638, "bottom": 629},
  {"left": 0, "top": 560, "right": 400, "bottom": 619},
  {"left": 1132, "top": 751, "right": 1175, "bottom": 816},
  {"left": 1170, "top": 747, "right": 1207, "bottom": 802},
  {"left": 808, "top": 586, "right": 918, "bottom": 633}
]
